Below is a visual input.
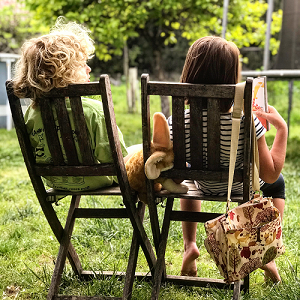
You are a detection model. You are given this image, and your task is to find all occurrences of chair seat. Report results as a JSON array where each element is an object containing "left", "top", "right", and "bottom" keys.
[
  {"left": 46, "top": 185, "right": 131, "bottom": 203},
  {"left": 155, "top": 180, "right": 244, "bottom": 202},
  {"left": 47, "top": 185, "right": 137, "bottom": 196}
]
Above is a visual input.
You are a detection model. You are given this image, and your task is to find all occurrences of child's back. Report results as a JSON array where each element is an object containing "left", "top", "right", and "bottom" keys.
[
  {"left": 12, "top": 18, "right": 128, "bottom": 191},
  {"left": 174, "top": 36, "right": 287, "bottom": 282}
]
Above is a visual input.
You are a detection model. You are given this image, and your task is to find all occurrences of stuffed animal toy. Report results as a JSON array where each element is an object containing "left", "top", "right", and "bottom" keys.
[{"left": 125, "top": 112, "right": 189, "bottom": 204}]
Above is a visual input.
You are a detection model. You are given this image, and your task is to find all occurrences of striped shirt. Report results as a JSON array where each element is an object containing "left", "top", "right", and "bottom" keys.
[{"left": 167, "top": 110, "right": 266, "bottom": 196}]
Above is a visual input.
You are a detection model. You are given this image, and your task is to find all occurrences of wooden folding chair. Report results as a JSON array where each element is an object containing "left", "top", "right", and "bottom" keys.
[
  {"left": 141, "top": 74, "right": 253, "bottom": 300},
  {"left": 6, "top": 74, "right": 156, "bottom": 300}
]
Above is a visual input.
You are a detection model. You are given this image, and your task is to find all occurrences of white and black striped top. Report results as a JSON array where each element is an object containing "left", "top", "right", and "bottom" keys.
[{"left": 167, "top": 110, "right": 266, "bottom": 196}]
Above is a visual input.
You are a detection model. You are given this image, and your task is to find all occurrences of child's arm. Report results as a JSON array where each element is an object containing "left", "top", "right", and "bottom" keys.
[{"left": 255, "top": 105, "right": 288, "bottom": 183}]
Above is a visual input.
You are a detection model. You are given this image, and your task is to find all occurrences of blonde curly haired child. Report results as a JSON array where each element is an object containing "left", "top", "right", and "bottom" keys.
[{"left": 12, "top": 17, "right": 128, "bottom": 191}]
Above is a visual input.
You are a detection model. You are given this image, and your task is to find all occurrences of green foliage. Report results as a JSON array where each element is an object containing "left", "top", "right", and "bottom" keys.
[
  {"left": 0, "top": 0, "right": 47, "bottom": 53},
  {"left": 110, "top": 83, "right": 162, "bottom": 146},
  {"left": 226, "top": 1, "right": 282, "bottom": 55},
  {"left": 23, "top": 0, "right": 282, "bottom": 64}
]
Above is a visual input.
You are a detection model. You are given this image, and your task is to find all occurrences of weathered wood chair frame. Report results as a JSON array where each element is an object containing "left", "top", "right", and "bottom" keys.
[
  {"left": 141, "top": 74, "right": 253, "bottom": 300},
  {"left": 6, "top": 74, "right": 157, "bottom": 300}
]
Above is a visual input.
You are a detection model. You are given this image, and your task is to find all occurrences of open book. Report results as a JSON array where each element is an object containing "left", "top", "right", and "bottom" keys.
[{"left": 252, "top": 76, "right": 270, "bottom": 131}]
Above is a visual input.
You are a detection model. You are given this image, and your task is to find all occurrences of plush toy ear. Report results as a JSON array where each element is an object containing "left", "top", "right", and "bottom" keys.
[
  {"left": 152, "top": 112, "right": 171, "bottom": 149},
  {"left": 145, "top": 151, "right": 167, "bottom": 179}
]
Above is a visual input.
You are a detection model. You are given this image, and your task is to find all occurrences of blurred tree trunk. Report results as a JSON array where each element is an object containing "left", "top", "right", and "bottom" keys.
[
  {"left": 274, "top": 0, "right": 300, "bottom": 69},
  {"left": 127, "top": 67, "right": 138, "bottom": 113},
  {"left": 124, "top": 42, "right": 135, "bottom": 113},
  {"left": 153, "top": 49, "right": 170, "bottom": 118}
]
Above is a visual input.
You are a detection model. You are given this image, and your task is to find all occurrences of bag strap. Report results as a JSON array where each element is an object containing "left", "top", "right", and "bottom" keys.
[
  {"left": 251, "top": 115, "right": 260, "bottom": 191},
  {"left": 226, "top": 82, "right": 245, "bottom": 212}
]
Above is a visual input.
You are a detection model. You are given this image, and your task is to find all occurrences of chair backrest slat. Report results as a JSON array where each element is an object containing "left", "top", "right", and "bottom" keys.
[
  {"left": 189, "top": 97, "right": 203, "bottom": 169},
  {"left": 69, "top": 96, "right": 95, "bottom": 165},
  {"left": 141, "top": 75, "right": 152, "bottom": 162},
  {"left": 39, "top": 99, "right": 65, "bottom": 165},
  {"left": 5, "top": 83, "right": 50, "bottom": 200},
  {"left": 53, "top": 97, "right": 80, "bottom": 165},
  {"left": 172, "top": 96, "right": 186, "bottom": 169},
  {"left": 99, "top": 75, "right": 132, "bottom": 200},
  {"left": 147, "top": 81, "right": 235, "bottom": 98},
  {"left": 206, "top": 98, "right": 221, "bottom": 170},
  {"left": 242, "top": 79, "right": 253, "bottom": 199}
]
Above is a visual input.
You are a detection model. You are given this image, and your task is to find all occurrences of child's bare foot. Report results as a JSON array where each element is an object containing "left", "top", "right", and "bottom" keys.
[
  {"left": 261, "top": 260, "right": 281, "bottom": 283},
  {"left": 180, "top": 242, "right": 199, "bottom": 277}
]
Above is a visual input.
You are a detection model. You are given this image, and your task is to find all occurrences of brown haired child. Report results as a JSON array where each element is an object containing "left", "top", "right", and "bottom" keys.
[{"left": 168, "top": 36, "right": 287, "bottom": 283}]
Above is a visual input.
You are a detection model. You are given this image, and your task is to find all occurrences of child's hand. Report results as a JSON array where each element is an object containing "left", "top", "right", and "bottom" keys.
[{"left": 255, "top": 105, "right": 287, "bottom": 131}]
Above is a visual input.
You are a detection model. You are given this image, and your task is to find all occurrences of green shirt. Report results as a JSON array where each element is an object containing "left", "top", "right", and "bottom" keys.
[{"left": 24, "top": 97, "right": 128, "bottom": 191}]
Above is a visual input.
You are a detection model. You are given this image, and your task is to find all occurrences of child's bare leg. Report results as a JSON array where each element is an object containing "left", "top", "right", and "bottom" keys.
[
  {"left": 261, "top": 197, "right": 285, "bottom": 282},
  {"left": 180, "top": 198, "right": 201, "bottom": 276},
  {"left": 272, "top": 197, "right": 285, "bottom": 223},
  {"left": 261, "top": 261, "right": 281, "bottom": 283}
]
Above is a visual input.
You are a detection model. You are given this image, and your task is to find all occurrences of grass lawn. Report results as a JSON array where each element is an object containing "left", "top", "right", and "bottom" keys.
[{"left": 1, "top": 80, "right": 300, "bottom": 299}]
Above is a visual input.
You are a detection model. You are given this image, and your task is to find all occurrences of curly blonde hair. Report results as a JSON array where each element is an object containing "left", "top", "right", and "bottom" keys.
[{"left": 13, "top": 17, "right": 95, "bottom": 106}]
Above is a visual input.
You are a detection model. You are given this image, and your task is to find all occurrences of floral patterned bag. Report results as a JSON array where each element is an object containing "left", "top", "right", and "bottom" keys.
[
  {"left": 204, "top": 196, "right": 284, "bottom": 283},
  {"left": 204, "top": 82, "right": 285, "bottom": 283}
]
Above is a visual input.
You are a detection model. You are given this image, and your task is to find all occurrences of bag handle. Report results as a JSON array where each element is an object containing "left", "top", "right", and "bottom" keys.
[
  {"left": 226, "top": 82, "right": 245, "bottom": 212},
  {"left": 227, "top": 81, "right": 261, "bottom": 212}
]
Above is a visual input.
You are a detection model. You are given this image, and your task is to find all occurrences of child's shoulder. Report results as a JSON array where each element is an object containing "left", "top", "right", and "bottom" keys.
[
  {"left": 24, "top": 103, "right": 40, "bottom": 120},
  {"left": 81, "top": 97, "right": 104, "bottom": 114},
  {"left": 82, "top": 97, "right": 103, "bottom": 107}
]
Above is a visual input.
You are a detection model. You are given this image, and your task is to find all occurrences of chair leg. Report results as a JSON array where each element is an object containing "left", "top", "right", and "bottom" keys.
[
  {"left": 242, "top": 274, "right": 250, "bottom": 293},
  {"left": 147, "top": 189, "right": 161, "bottom": 252},
  {"left": 123, "top": 201, "right": 146, "bottom": 300},
  {"left": 151, "top": 198, "right": 174, "bottom": 300},
  {"left": 232, "top": 281, "right": 241, "bottom": 300},
  {"left": 124, "top": 198, "right": 157, "bottom": 277},
  {"left": 47, "top": 195, "right": 81, "bottom": 300},
  {"left": 39, "top": 196, "right": 83, "bottom": 276},
  {"left": 66, "top": 243, "right": 83, "bottom": 277}
]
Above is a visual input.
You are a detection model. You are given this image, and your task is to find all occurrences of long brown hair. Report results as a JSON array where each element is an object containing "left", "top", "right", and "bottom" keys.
[{"left": 181, "top": 36, "right": 240, "bottom": 112}]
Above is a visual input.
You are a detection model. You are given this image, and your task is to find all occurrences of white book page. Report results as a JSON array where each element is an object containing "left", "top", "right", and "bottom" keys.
[{"left": 252, "top": 76, "right": 270, "bottom": 130}]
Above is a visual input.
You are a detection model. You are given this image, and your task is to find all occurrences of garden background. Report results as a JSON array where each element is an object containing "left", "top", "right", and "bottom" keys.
[
  {"left": 1, "top": 0, "right": 300, "bottom": 299},
  {"left": 1, "top": 80, "right": 300, "bottom": 299}
]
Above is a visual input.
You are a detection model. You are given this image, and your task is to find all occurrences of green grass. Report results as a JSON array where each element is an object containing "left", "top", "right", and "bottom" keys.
[{"left": 1, "top": 81, "right": 300, "bottom": 299}]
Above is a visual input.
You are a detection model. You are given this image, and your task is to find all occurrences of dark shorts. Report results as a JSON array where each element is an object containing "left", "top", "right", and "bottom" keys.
[{"left": 260, "top": 173, "right": 285, "bottom": 199}]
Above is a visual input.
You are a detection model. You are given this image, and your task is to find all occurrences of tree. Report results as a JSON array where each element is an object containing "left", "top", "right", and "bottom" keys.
[
  {"left": 24, "top": 0, "right": 282, "bottom": 116},
  {"left": 227, "top": 1, "right": 282, "bottom": 58},
  {"left": 274, "top": 0, "right": 300, "bottom": 69},
  {"left": 0, "top": 0, "right": 47, "bottom": 53}
]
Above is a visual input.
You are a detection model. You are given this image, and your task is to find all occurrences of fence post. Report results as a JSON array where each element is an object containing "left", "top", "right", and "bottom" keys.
[
  {"left": 288, "top": 80, "right": 293, "bottom": 136},
  {"left": 127, "top": 67, "right": 138, "bottom": 113}
]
